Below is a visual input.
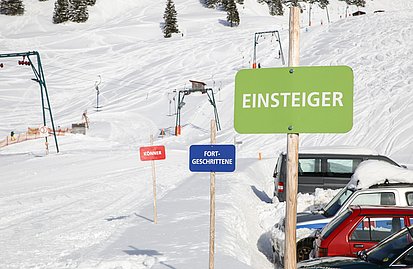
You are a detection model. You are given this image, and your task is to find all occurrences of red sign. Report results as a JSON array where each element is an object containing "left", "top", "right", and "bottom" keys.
[{"left": 140, "top": 145, "right": 166, "bottom": 161}]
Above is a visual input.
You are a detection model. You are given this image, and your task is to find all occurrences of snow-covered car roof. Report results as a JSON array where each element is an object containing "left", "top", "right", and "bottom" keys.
[
  {"left": 347, "top": 160, "right": 413, "bottom": 190},
  {"left": 282, "top": 145, "right": 379, "bottom": 155}
]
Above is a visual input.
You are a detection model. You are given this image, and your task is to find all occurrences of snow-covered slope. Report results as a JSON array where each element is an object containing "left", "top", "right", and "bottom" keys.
[{"left": 1, "top": 0, "right": 413, "bottom": 268}]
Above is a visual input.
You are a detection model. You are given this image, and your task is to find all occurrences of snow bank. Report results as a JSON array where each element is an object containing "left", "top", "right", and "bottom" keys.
[
  {"left": 297, "top": 145, "right": 378, "bottom": 155},
  {"left": 348, "top": 160, "right": 413, "bottom": 190}
]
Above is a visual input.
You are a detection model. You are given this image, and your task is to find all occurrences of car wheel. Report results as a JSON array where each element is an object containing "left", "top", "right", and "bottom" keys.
[{"left": 297, "top": 240, "right": 313, "bottom": 262}]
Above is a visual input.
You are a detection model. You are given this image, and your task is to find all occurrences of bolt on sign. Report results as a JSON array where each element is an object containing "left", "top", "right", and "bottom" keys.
[
  {"left": 234, "top": 66, "right": 354, "bottom": 133},
  {"left": 139, "top": 145, "right": 166, "bottom": 161}
]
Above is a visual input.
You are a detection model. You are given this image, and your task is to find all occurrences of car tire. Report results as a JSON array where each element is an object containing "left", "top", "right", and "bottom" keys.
[{"left": 297, "top": 238, "right": 314, "bottom": 262}]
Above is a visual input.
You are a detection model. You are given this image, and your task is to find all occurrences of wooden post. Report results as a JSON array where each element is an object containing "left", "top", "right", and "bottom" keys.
[
  {"left": 209, "top": 120, "right": 217, "bottom": 269},
  {"left": 150, "top": 134, "right": 158, "bottom": 224},
  {"left": 284, "top": 6, "right": 300, "bottom": 269}
]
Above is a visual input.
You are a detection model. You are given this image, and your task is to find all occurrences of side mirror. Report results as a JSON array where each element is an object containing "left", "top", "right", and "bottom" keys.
[{"left": 357, "top": 250, "right": 367, "bottom": 260}]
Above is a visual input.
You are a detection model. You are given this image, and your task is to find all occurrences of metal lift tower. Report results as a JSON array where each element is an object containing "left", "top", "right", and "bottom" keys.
[
  {"left": 252, "top": 30, "right": 285, "bottom": 68},
  {"left": 0, "top": 51, "right": 60, "bottom": 153},
  {"left": 175, "top": 81, "right": 221, "bottom": 136}
]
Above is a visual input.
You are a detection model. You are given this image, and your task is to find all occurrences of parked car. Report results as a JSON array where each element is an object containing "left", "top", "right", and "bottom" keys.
[
  {"left": 273, "top": 146, "right": 400, "bottom": 202},
  {"left": 271, "top": 160, "right": 413, "bottom": 265},
  {"left": 298, "top": 225, "right": 413, "bottom": 268},
  {"left": 314, "top": 205, "right": 413, "bottom": 259}
]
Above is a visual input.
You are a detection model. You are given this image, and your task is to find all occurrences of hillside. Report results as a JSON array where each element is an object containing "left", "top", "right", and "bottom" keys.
[{"left": 0, "top": 0, "right": 413, "bottom": 268}]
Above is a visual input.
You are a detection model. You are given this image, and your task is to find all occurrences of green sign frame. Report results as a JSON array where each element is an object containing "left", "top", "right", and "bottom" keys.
[{"left": 234, "top": 66, "right": 353, "bottom": 134}]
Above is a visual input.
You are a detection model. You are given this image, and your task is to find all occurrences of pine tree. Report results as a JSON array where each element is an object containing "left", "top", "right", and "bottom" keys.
[
  {"left": 353, "top": 0, "right": 365, "bottom": 8},
  {"left": 318, "top": 0, "right": 329, "bottom": 8},
  {"left": 205, "top": 0, "right": 218, "bottom": 8},
  {"left": 0, "top": 0, "right": 24, "bottom": 15},
  {"left": 268, "top": 0, "right": 283, "bottom": 15},
  {"left": 220, "top": 0, "right": 228, "bottom": 10},
  {"left": 226, "top": 0, "right": 239, "bottom": 27},
  {"left": 342, "top": 0, "right": 364, "bottom": 7},
  {"left": 282, "top": 0, "right": 299, "bottom": 7},
  {"left": 69, "top": 0, "right": 88, "bottom": 23},
  {"left": 53, "top": 0, "right": 69, "bottom": 24},
  {"left": 163, "top": 0, "right": 179, "bottom": 38},
  {"left": 0, "top": 0, "right": 9, "bottom": 14},
  {"left": 85, "top": 0, "right": 96, "bottom": 6}
]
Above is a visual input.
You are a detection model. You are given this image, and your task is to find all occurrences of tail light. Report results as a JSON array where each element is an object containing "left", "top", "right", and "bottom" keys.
[
  {"left": 277, "top": 182, "right": 284, "bottom": 193},
  {"left": 317, "top": 247, "right": 328, "bottom": 257}
]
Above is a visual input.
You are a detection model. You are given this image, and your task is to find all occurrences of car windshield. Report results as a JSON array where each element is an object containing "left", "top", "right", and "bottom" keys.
[
  {"left": 366, "top": 227, "right": 413, "bottom": 266},
  {"left": 322, "top": 187, "right": 355, "bottom": 217}
]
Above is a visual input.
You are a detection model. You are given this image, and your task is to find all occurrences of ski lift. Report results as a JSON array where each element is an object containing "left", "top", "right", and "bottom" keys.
[{"left": 253, "top": 30, "right": 285, "bottom": 67}]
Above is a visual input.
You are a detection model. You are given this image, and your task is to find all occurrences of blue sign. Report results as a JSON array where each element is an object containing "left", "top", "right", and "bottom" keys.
[{"left": 189, "top": 144, "right": 236, "bottom": 172}]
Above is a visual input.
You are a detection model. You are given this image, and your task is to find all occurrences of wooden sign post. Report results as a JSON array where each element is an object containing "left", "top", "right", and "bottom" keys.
[
  {"left": 285, "top": 6, "right": 300, "bottom": 269},
  {"left": 150, "top": 135, "right": 158, "bottom": 224},
  {"left": 188, "top": 120, "right": 236, "bottom": 269},
  {"left": 139, "top": 137, "right": 166, "bottom": 224},
  {"left": 209, "top": 120, "right": 216, "bottom": 269},
  {"left": 234, "top": 6, "right": 353, "bottom": 269}
]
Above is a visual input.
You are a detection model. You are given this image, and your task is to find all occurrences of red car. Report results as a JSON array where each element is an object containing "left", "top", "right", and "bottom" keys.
[{"left": 314, "top": 205, "right": 413, "bottom": 258}]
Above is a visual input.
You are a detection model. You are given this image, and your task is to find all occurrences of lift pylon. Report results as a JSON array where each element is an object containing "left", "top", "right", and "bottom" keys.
[
  {"left": 253, "top": 30, "right": 285, "bottom": 68},
  {"left": 0, "top": 51, "right": 60, "bottom": 153},
  {"left": 175, "top": 82, "right": 221, "bottom": 136}
]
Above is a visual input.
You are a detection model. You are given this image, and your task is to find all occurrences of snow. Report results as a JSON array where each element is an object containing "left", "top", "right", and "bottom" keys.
[
  {"left": 348, "top": 160, "right": 413, "bottom": 190},
  {"left": 292, "top": 145, "right": 379, "bottom": 155},
  {"left": 1, "top": 0, "right": 413, "bottom": 268}
]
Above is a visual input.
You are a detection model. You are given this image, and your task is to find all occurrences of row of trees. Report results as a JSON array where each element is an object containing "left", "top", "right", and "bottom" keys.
[
  {"left": 204, "top": 0, "right": 241, "bottom": 26},
  {"left": 53, "top": 0, "right": 96, "bottom": 23},
  {"left": 162, "top": 0, "right": 241, "bottom": 38},
  {"left": 163, "top": 0, "right": 364, "bottom": 37},
  {"left": 0, "top": 0, "right": 96, "bottom": 23},
  {"left": 265, "top": 0, "right": 364, "bottom": 16},
  {"left": 0, "top": 0, "right": 24, "bottom": 15}
]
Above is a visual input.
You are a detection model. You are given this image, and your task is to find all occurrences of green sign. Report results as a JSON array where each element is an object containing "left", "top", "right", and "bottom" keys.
[{"left": 234, "top": 66, "right": 353, "bottom": 133}]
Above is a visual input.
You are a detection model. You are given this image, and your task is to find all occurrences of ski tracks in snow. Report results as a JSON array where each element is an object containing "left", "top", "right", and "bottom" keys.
[
  {"left": 0, "top": 146, "right": 188, "bottom": 268},
  {"left": 300, "top": 10, "right": 413, "bottom": 161}
]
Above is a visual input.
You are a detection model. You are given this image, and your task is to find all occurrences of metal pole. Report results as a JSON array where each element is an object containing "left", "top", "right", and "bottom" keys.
[
  {"left": 29, "top": 54, "right": 50, "bottom": 152},
  {"left": 27, "top": 52, "right": 59, "bottom": 153},
  {"left": 284, "top": 6, "right": 300, "bottom": 269},
  {"left": 209, "top": 119, "right": 217, "bottom": 269},
  {"left": 175, "top": 91, "right": 182, "bottom": 135},
  {"left": 36, "top": 52, "right": 59, "bottom": 153},
  {"left": 96, "top": 91, "right": 99, "bottom": 111},
  {"left": 207, "top": 89, "right": 221, "bottom": 131},
  {"left": 277, "top": 31, "right": 286, "bottom": 66}
]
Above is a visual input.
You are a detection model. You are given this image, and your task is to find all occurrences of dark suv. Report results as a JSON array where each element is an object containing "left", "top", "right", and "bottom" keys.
[{"left": 273, "top": 147, "right": 399, "bottom": 202}]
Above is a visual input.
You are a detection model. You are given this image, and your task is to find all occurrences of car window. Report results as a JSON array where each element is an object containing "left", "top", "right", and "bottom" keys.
[
  {"left": 274, "top": 154, "right": 283, "bottom": 177},
  {"left": 394, "top": 246, "right": 413, "bottom": 266},
  {"left": 350, "top": 192, "right": 396, "bottom": 206},
  {"left": 323, "top": 188, "right": 354, "bottom": 217},
  {"left": 406, "top": 193, "right": 413, "bottom": 206},
  {"left": 298, "top": 158, "right": 321, "bottom": 174},
  {"left": 326, "top": 158, "right": 362, "bottom": 174},
  {"left": 350, "top": 217, "right": 404, "bottom": 242},
  {"left": 367, "top": 227, "right": 413, "bottom": 266}
]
